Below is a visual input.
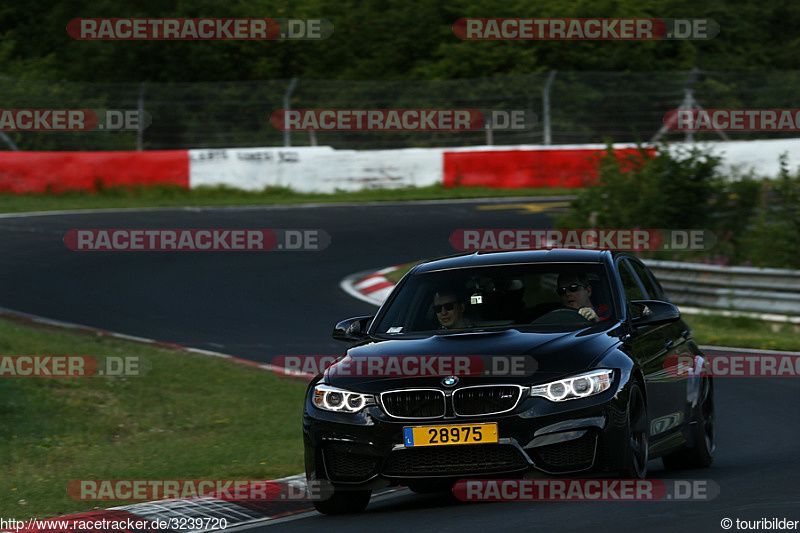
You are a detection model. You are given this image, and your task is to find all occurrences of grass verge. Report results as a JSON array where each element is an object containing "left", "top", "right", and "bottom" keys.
[
  {"left": 0, "top": 184, "right": 572, "bottom": 213},
  {"left": 682, "top": 313, "right": 800, "bottom": 352},
  {"left": 0, "top": 316, "right": 308, "bottom": 520}
]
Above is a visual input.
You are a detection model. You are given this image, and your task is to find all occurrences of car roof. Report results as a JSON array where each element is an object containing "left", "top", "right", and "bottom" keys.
[{"left": 412, "top": 249, "right": 615, "bottom": 273}]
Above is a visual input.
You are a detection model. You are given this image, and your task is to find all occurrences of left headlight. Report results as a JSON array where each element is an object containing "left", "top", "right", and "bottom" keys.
[
  {"left": 312, "top": 384, "right": 376, "bottom": 413},
  {"left": 529, "top": 369, "right": 614, "bottom": 402}
]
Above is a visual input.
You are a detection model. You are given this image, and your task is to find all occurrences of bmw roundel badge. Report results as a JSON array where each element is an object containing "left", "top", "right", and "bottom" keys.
[{"left": 442, "top": 376, "right": 459, "bottom": 387}]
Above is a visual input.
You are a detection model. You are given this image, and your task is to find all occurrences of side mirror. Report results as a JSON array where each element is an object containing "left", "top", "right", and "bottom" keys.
[
  {"left": 630, "top": 300, "right": 680, "bottom": 327},
  {"left": 332, "top": 316, "right": 374, "bottom": 342}
]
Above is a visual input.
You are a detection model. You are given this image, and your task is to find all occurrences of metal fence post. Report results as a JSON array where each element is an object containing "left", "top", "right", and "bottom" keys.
[
  {"left": 137, "top": 82, "right": 145, "bottom": 151},
  {"left": 0, "top": 131, "right": 19, "bottom": 151},
  {"left": 684, "top": 68, "right": 698, "bottom": 143},
  {"left": 543, "top": 70, "right": 557, "bottom": 145},
  {"left": 650, "top": 68, "right": 730, "bottom": 143},
  {"left": 283, "top": 77, "right": 298, "bottom": 147}
]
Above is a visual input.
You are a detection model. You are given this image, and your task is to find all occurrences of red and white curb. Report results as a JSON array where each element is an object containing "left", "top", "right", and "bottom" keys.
[{"left": 340, "top": 265, "right": 405, "bottom": 307}]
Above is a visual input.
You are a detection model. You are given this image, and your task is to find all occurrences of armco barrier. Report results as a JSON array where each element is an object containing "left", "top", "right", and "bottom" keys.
[{"left": 644, "top": 260, "right": 800, "bottom": 316}]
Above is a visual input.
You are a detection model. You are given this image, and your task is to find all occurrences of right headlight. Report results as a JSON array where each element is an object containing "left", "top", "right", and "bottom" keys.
[
  {"left": 529, "top": 369, "right": 614, "bottom": 402},
  {"left": 312, "top": 384, "right": 375, "bottom": 413}
]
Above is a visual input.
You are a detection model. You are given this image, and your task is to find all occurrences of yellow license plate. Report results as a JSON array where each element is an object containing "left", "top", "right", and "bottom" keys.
[{"left": 403, "top": 423, "right": 498, "bottom": 447}]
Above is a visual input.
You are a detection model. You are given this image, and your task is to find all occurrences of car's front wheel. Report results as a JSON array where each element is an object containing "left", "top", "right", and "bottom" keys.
[
  {"left": 313, "top": 488, "right": 371, "bottom": 515},
  {"left": 663, "top": 376, "right": 715, "bottom": 470},
  {"left": 620, "top": 380, "right": 648, "bottom": 479}
]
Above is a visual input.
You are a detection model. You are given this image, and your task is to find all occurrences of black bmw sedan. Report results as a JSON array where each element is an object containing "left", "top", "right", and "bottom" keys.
[{"left": 303, "top": 249, "right": 715, "bottom": 514}]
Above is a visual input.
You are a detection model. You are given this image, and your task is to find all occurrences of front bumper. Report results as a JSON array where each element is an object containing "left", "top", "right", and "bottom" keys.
[{"left": 303, "top": 382, "right": 632, "bottom": 488}]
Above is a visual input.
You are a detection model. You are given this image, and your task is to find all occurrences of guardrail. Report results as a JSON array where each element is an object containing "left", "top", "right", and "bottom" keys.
[{"left": 644, "top": 260, "right": 800, "bottom": 316}]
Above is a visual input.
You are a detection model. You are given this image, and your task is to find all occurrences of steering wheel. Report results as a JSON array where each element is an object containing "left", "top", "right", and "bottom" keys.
[{"left": 531, "top": 307, "right": 590, "bottom": 325}]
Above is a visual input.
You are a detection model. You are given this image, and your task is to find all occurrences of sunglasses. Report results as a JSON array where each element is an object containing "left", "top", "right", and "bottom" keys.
[
  {"left": 434, "top": 302, "right": 458, "bottom": 313},
  {"left": 556, "top": 284, "right": 586, "bottom": 295}
]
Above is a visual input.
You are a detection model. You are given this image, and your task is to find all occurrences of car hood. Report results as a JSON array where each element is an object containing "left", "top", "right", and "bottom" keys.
[{"left": 324, "top": 326, "right": 622, "bottom": 392}]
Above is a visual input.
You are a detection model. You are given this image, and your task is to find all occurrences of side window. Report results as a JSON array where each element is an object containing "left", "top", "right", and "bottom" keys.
[
  {"left": 617, "top": 260, "right": 646, "bottom": 318},
  {"left": 628, "top": 260, "right": 666, "bottom": 301}
]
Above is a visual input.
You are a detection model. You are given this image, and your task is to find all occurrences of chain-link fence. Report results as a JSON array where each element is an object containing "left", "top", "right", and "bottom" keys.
[{"left": 1, "top": 70, "right": 798, "bottom": 151}]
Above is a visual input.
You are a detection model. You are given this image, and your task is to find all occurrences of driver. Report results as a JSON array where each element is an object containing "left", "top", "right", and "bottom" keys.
[
  {"left": 433, "top": 291, "right": 470, "bottom": 329},
  {"left": 556, "top": 271, "right": 609, "bottom": 322}
]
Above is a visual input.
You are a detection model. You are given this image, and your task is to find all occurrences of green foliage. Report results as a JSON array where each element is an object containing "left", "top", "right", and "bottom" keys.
[
  {"left": 557, "top": 143, "right": 722, "bottom": 230},
  {"left": 738, "top": 156, "right": 800, "bottom": 269},
  {"left": 1, "top": 1, "right": 798, "bottom": 149},
  {"left": 0, "top": 0, "right": 797, "bottom": 83},
  {"left": 556, "top": 144, "right": 799, "bottom": 269}
]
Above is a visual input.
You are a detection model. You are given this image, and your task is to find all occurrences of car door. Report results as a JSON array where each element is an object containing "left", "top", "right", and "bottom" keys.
[
  {"left": 628, "top": 258, "right": 702, "bottom": 442},
  {"left": 615, "top": 256, "right": 683, "bottom": 450},
  {"left": 622, "top": 257, "right": 692, "bottom": 449}
]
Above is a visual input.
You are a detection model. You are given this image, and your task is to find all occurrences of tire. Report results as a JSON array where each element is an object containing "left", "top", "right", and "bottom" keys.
[
  {"left": 620, "top": 380, "right": 649, "bottom": 479},
  {"left": 313, "top": 488, "right": 371, "bottom": 515},
  {"left": 663, "top": 377, "right": 715, "bottom": 470}
]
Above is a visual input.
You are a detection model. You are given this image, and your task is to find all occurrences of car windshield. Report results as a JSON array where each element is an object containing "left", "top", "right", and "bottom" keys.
[{"left": 372, "top": 262, "right": 616, "bottom": 335}]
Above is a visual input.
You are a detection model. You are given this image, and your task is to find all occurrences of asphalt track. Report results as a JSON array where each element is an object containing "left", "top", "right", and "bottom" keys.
[
  {"left": 0, "top": 199, "right": 570, "bottom": 361},
  {"left": 1, "top": 199, "right": 798, "bottom": 532}
]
